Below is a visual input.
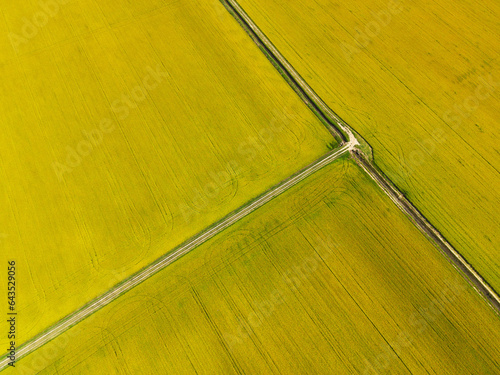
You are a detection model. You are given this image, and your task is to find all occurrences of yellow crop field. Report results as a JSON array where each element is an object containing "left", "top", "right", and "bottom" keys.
[
  {"left": 0, "top": 0, "right": 337, "bottom": 349},
  {"left": 236, "top": 0, "right": 500, "bottom": 291},
  {"left": 10, "top": 158, "right": 500, "bottom": 374}
]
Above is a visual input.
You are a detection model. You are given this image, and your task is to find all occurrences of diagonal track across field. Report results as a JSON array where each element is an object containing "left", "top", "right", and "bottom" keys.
[
  {"left": 220, "top": 0, "right": 500, "bottom": 313},
  {"left": 0, "top": 143, "right": 354, "bottom": 371},
  {"left": 1, "top": 0, "right": 499, "bottom": 371}
]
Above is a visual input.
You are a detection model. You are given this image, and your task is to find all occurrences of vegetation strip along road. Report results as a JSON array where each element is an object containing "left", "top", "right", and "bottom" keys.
[
  {"left": 220, "top": 0, "right": 500, "bottom": 314},
  {"left": 0, "top": 144, "right": 352, "bottom": 371},
  {"left": 1, "top": 0, "right": 498, "bottom": 370}
]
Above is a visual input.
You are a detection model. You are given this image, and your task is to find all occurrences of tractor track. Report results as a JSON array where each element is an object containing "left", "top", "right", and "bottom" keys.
[
  {"left": 220, "top": 0, "right": 500, "bottom": 314},
  {"left": 1, "top": 1, "right": 498, "bottom": 371}
]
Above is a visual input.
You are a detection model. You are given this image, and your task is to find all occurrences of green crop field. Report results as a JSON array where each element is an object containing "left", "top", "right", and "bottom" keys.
[
  {"left": 236, "top": 0, "right": 500, "bottom": 291},
  {"left": 0, "top": 0, "right": 336, "bottom": 350},
  {"left": 9, "top": 158, "right": 500, "bottom": 374}
]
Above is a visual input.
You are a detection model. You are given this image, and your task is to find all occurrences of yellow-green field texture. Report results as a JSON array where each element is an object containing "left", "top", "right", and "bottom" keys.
[
  {"left": 0, "top": 0, "right": 336, "bottom": 349},
  {"left": 237, "top": 0, "right": 500, "bottom": 291},
  {"left": 10, "top": 158, "right": 500, "bottom": 375}
]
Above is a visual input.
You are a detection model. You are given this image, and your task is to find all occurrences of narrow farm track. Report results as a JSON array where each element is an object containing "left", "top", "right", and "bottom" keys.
[
  {"left": 352, "top": 151, "right": 500, "bottom": 313},
  {"left": 1, "top": 2, "right": 498, "bottom": 372},
  {"left": 0, "top": 145, "right": 353, "bottom": 371},
  {"left": 219, "top": 0, "right": 500, "bottom": 314}
]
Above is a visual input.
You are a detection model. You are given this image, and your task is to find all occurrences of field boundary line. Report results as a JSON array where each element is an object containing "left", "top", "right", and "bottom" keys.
[
  {"left": 0, "top": 144, "right": 352, "bottom": 371},
  {"left": 2, "top": 1, "right": 499, "bottom": 371},
  {"left": 351, "top": 150, "right": 500, "bottom": 312},
  {"left": 220, "top": 0, "right": 500, "bottom": 314}
]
